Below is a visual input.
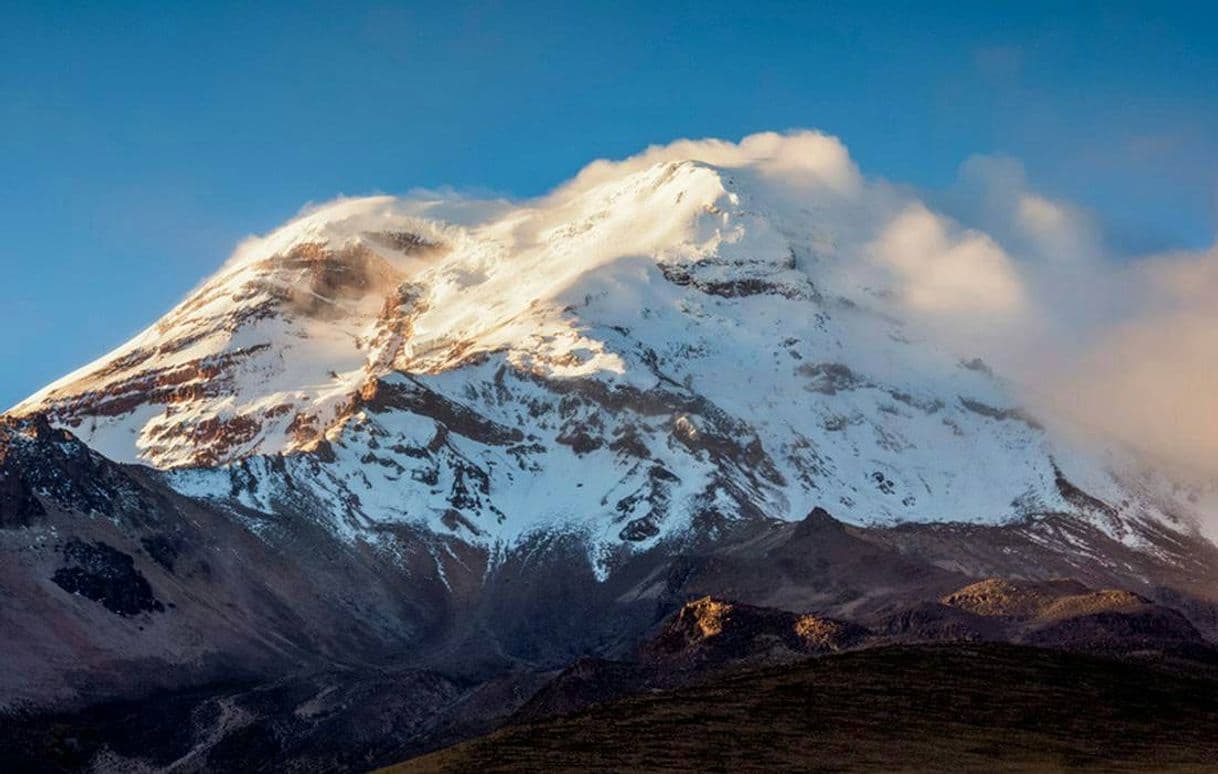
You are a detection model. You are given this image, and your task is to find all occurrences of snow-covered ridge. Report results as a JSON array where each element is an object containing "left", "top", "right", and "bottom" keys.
[{"left": 10, "top": 133, "right": 1205, "bottom": 561}]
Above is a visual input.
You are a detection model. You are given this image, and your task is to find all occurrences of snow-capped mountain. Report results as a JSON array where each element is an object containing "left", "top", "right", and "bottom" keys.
[
  {"left": 7, "top": 133, "right": 1218, "bottom": 770},
  {"left": 10, "top": 135, "right": 1204, "bottom": 572}
]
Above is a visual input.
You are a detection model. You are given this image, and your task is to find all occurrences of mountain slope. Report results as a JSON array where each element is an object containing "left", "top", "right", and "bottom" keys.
[
  {"left": 390, "top": 643, "right": 1218, "bottom": 773},
  {"left": 5, "top": 412, "right": 1218, "bottom": 769},
  {"left": 0, "top": 415, "right": 462, "bottom": 709},
  {"left": 10, "top": 141, "right": 1206, "bottom": 575},
  {"left": 5, "top": 130, "right": 1218, "bottom": 772}
]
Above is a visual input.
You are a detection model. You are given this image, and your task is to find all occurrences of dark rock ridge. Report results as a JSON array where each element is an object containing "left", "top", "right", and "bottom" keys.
[
  {"left": 644, "top": 596, "right": 867, "bottom": 666},
  {"left": 51, "top": 540, "right": 164, "bottom": 617}
]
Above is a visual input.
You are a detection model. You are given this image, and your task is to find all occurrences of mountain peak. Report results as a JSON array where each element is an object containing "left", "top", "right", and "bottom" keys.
[{"left": 7, "top": 138, "right": 1199, "bottom": 563}]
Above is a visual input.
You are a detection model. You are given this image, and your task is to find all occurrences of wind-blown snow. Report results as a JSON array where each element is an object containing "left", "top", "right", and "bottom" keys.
[{"left": 12, "top": 132, "right": 1207, "bottom": 566}]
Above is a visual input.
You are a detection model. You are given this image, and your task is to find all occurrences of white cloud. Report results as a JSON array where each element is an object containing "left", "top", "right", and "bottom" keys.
[
  {"left": 1043, "top": 245, "right": 1218, "bottom": 480},
  {"left": 1016, "top": 193, "right": 1092, "bottom": 262},
  {"left": 868, "top": 203, "right": 1026, "bottom": 315},
  {"left": 554, "top": 130, "right": 863, "bottom": 200},
  {"left": 949, "top": 154, "right": 1101, "bottom": 266}
]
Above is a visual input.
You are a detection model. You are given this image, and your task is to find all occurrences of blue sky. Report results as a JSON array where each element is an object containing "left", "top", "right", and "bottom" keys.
[{"left": 2, "top": 1, "right": 1216, "bottom": 407}]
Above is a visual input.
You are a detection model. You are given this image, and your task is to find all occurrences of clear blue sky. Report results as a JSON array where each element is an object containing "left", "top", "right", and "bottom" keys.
[{"left": 2, "top": 1, "right": 1216, "bottom": 407}]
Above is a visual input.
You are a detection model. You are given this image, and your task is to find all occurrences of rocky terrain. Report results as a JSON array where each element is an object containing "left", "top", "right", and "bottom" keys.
[{"left": 3, "top": 412, "right": 1218, "bottom": 770}]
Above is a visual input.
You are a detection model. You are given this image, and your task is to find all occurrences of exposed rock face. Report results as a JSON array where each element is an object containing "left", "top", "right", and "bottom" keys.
[
  {"left": 0, "top": 467, "right": 43, "bottom": 528},
  {"left": 645, "top": 596, "right": 867, "bottom": 667},
  {"left": 2, "top": 422, "right": 1217, "bottom": 770},
  {"left": 51, "top": 540, "right": 164, "bottom": 617},
  {"left": 0, "top": 417, "right": 460, "bottom": 711},
  {"left": 943, "top": 577, "right": 1091, "bottom": 618},
  {"left": 937, "top": 577, "right": 1210, "bottom": 654}
]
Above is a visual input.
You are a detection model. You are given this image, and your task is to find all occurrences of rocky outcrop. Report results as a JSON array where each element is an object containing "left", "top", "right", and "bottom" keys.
[
  {"left": 357, "top": 376, "right": 524, "bottom": 446},
  {"left": 644, "top": 596, "right": 867, "bottom": 667},
  {"left": 935, "top": 577, "right": 1212, "bottom": 656},
  {"left": 51, "top": 540, "right": 164, "bottom": 617}
]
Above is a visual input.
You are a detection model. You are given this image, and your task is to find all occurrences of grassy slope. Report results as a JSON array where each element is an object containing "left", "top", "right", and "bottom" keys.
[{"left": 389, "top": 644, "right": 1218, "bottom": 773}]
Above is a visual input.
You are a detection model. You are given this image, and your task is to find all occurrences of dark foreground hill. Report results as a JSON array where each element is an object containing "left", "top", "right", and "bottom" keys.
[{"left": 391, "top": 643, "right": 1218, "bottom": 773}]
